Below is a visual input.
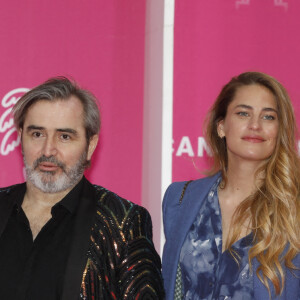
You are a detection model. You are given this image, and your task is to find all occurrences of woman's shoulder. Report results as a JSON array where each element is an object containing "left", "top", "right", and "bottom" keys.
[
  {"left": 165, "top": 173, "right": 221, "bottom": 194},
  {"left": 163, "top": 173, "right": 221, "bottom": 206}
]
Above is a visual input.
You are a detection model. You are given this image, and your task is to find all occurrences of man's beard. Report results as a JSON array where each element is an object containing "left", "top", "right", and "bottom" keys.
[{"left": 24, "top": 152, "right": 88, "bottom": 193}]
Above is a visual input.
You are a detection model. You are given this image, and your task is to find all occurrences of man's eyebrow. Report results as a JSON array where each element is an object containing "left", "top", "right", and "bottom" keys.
[
  {"left": 25, "top": 126, "right": 78, "bottom": 135},
  {"left": 26, "top": 125, "right": 45, "bottom": 131},
  {"left": 234, "top": 104, "right": 278, "bottom": 113},
  {"left": 56, "top": 128, "right": 78, "bottom": 135}
]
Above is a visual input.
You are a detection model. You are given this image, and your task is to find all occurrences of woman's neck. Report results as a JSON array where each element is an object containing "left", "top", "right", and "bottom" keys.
[
  {"left": 223, "top": 159, "right": 264, "bottom": 200},
  {"left": 218, "top": 159, "right": 264, "bottom": 250}
]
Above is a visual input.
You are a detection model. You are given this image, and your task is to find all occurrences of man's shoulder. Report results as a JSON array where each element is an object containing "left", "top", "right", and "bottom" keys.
[
  {"left": 91, "top": 184, "right": 148, "bottom": 219},
  {"left": 0, "top": 183, "right": 24, "bottom": 198},
  {"left": 92, "top": 184, "right": 143, "bottom": 210}
]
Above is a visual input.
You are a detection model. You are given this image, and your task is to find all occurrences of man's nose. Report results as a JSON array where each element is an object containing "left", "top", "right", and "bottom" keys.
[{"left": 41, "top": 137, "right": 58, "bottom": 157}]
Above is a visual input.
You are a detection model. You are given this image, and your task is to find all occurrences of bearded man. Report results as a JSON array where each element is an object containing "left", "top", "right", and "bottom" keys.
[{"left": 0, "top": 77, "right": 164, "bottom": 299}]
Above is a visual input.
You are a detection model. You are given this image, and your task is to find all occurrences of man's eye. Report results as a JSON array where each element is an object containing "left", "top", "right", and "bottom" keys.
[
  {"left": 32, "top": 132, "right": 42, "bottom": 138},
  {"left": 61, "top": 134, "right": 71, "bottom": 140}
]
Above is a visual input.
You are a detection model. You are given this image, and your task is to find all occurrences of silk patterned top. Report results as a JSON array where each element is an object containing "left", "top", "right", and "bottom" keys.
[{"left": 179, "top": 177, "right": 254, "bottom": 300}]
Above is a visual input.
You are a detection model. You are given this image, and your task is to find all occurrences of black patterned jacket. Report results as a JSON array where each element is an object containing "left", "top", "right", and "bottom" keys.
[{"left": 0, "top": 177, "right": 165, "bottom": 299}]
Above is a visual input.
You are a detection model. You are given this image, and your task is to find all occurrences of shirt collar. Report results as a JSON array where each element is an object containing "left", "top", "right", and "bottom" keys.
[
  {"left": 52, "top": 177, "right": 85, "bottom": 214},
  {"left": 14, "top": 177, "right": 85, "bottom": 215}
]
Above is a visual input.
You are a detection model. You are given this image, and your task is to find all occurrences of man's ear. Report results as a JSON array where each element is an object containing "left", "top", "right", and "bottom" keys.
[
  {"left": 87, "top": 135, "right": 99, "bottom": 160},
  {"left": 18, "top": 128, "right": 23, "bottom": 138}
]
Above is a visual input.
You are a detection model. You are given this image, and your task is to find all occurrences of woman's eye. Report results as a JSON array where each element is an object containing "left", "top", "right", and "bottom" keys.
[
  {"left": 237, "top": 111, "right": 249, "bottom": 117},
  {"left": 263, "top": 115, "right": 275, "bottom": 120}
]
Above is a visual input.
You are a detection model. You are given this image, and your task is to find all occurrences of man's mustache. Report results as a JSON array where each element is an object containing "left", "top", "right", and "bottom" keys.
[{"left": 33, "top": 155, "right": 66, "bottom": 171}]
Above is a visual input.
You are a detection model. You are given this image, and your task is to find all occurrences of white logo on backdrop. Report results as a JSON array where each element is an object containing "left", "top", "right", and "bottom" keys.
[
  {"left": 236, "top": 0, "right": 250, "bottom": 9},
  {"left": 236, "top": 0, "right": 288, "bottom": 10},
  {"left": 0, "top": 88, "right": 29, "bottom": 156},
  {"left": 274, "top": 0, "right": 288, "bottom": 10}
]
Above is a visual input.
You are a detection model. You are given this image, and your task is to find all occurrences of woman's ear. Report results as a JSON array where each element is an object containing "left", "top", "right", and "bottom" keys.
[{"left": 217, "top": 120, "right": 225, "bottom": 138}]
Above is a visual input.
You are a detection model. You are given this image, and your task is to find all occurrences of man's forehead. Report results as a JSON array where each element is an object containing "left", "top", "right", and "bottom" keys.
[
  {"left": 23, "top": 97, "right": 85, "bottom": 129},
  {"left": 29, "top": 96, "right": 82, "bottom": 109}
]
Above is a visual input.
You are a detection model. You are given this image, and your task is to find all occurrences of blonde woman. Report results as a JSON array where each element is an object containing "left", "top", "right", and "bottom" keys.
[{"left": 162, "top": 72, "right": 300, "bottom": 299}]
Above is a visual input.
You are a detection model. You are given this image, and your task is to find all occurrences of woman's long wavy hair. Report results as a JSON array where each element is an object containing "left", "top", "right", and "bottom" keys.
[{"left": 205, "top": 72, "right": 300, "bottom": 295}]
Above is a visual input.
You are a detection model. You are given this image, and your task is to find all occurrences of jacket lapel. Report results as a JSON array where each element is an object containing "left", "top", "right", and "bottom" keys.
[
  {"left": 253, "top": 254, "right": 300, "bottom": 299},
  {"left": 61, "top": 177, "right": 98, "bottom": 300},
  {"left": 253, "top": 257, "right": 285, "bottom": 299},
  {"left": 163, "top": 173, "right": 220, "bottom": 299}
]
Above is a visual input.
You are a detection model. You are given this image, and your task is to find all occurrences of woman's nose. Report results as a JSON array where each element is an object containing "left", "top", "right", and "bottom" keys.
[{"left": 248, "top": 116, "right": 261, "bottom": 131}]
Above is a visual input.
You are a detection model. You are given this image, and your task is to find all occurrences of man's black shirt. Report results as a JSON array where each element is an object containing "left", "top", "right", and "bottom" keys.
[{"left": 0, "top": 179, "right": 84, "bottom": 300}]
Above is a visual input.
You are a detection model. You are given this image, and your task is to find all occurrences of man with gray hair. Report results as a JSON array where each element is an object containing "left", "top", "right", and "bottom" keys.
[{"left": 0, "top": 77, "right": 164, "bottom": 299}]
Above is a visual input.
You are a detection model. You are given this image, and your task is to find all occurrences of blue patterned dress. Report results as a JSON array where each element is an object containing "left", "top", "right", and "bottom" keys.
[{"left": 180, "top": 177, "right": 254, "bottom": 300}]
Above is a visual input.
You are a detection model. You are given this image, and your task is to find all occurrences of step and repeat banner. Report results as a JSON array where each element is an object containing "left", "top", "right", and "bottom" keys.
[
  {"left": 0, "top": 0, "right": 146, "bottom": 204},
  {"left": 1, "top": 0, "right": 300, "bottom": 212},
  {"left": 173, "top": 0, "right": 300, "bottom": 182}
]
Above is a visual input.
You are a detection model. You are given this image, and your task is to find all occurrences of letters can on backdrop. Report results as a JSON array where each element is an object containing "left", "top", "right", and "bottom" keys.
[
  {"left": 0, "top": 0, "right": 146, "bottom": 205},
  {"left": 173, "top": 0, "right": 300, "bottom": 182}
]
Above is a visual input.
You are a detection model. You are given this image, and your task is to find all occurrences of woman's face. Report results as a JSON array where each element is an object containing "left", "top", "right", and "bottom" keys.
[{"left": 218, "top": 84, "right": 279, "bottom": 164}]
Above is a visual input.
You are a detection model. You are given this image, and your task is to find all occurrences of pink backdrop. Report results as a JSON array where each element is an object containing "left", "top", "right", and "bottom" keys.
[
  {"left": 173, "top": 0, "right": 300, "bottom": 182},
  {"left": 0, "top": 0, "right": 146, "bottom": 204},
  {"left": 2, "top": 1, "right": 300, "bottom": 211}
]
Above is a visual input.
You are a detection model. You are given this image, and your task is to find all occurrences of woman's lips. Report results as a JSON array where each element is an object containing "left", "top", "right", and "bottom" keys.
[{"left": 242, "top": 136, "right": 265, "bottom": 143}]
